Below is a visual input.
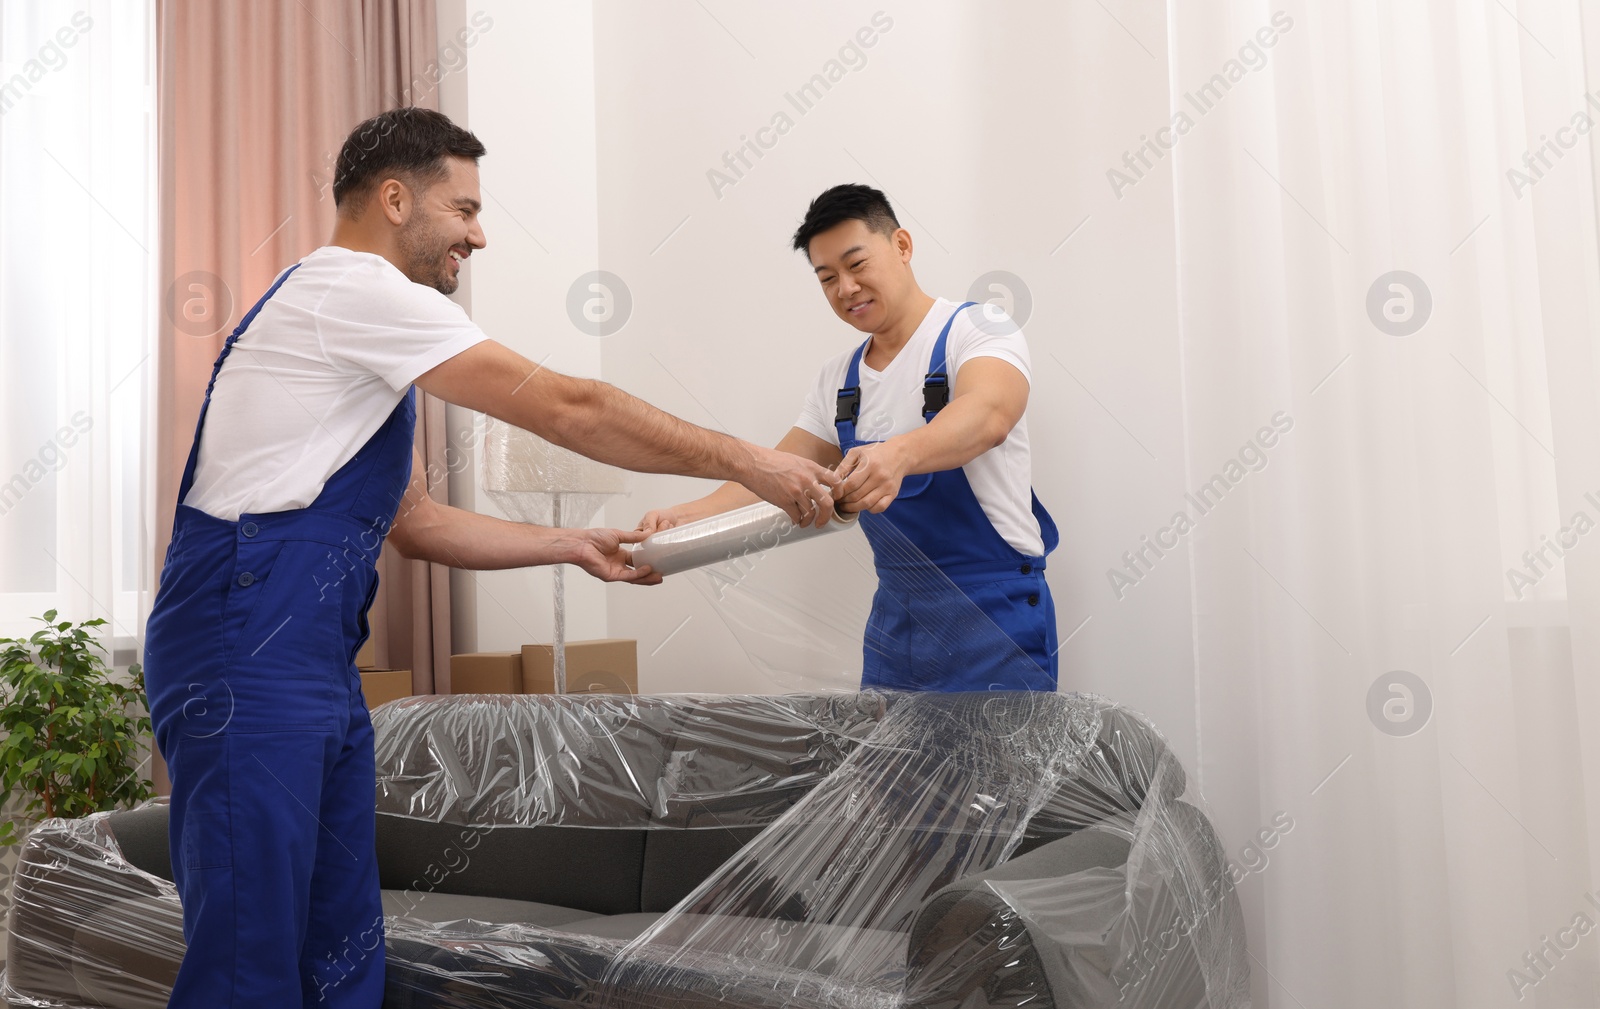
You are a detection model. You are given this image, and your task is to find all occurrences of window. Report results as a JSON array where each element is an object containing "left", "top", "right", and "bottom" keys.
[{"left": 0, "top": 1, "right": 154, "bottom": 649}]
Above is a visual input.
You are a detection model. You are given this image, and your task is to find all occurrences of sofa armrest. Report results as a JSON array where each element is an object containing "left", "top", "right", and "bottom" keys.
[
  {"left": 903, "top": 816, "right": 1236, "bottom": 1009},
  {"left": 903, "top": 825, "right": 1132, "bottom": 1009},
  {"left": 904, "top": 882, "right": 1057, "bottom": 1009},
  {"left": 4, "top": 809, "right": 183, "bottom": 1009}
]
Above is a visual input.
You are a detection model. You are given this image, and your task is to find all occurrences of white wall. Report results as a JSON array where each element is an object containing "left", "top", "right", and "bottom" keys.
[{"left": 450, "top": 0, "right": 612, "bottom": 653}]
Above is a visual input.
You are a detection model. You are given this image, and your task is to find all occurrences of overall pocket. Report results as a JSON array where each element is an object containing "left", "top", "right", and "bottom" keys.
[{"left": 224, "top": 539, "right": 348, "bottom": 680}]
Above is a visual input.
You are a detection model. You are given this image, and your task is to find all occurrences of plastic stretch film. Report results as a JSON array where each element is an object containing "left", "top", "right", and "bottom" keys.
[
  {"left": 3, "top": 690, "right": 1246, "bottom": 1009},
  {"left": 632, "top": 503, "right": 859, "bottom": 576},
  {"left": 481, "top": 418, "right": 628, "bottom": 529},
  {"left": 681, "top": 505, "right": 1048, "bottom": 693}
]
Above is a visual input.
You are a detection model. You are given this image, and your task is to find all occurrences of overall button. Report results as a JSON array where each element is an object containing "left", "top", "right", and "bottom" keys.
[
  {"left": 1020, "top": 563, "right": 1032, "bottom": 574},
  {"left": 237, "top": 572, "right": 256, "bottom": 587},
  {"left": 241, "top": 522, "right": 259, "bottom": 538},
  {"left": 1027, "top": 593, "right": 1040, "bottom": 606}
]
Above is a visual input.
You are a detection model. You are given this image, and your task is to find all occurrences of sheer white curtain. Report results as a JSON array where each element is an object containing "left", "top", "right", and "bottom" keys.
[
  {"left": 0, "top": 0, "right": 154, "bottom": 654},
  {"left": 1168, "top": 2, "right": 1600, "bottom": 1006}
]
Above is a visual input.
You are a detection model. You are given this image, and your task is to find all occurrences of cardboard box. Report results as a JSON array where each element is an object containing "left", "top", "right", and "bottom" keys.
[
  {"left": 521, "top": 639, "right": 638, "bottom": 695},
  {"left": 450, "top": 651, "right": 524, "bottom": 694},
  {"left": 360, "top": 668, "right": 411, "bottom": 709},
  {"left": 355, "top": 635, "right": 377, "bottom": 670}
]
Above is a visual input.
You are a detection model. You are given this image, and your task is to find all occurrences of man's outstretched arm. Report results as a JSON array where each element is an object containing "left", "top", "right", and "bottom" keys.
[
  {"left": 386, "top": 447, "right": 659, "bottom": 583},
  {"left": 636, "top": 427, "right": 843, "bottom": 534},
  {"left": 415, "top": 340, "right": 838, "bottom": 525}
]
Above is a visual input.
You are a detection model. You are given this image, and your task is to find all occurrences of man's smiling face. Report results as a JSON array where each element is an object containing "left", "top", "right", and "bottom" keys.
[
  {"left": 808, "top": 218, "right": 913, "bottom": 334},
  {"left": 397, "top": 156, "right": 485, "bottom": 295}
]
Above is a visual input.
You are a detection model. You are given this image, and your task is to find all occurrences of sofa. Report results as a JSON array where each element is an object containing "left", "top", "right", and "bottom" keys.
[{"left": 2, "top": 690, "right": 1248, "bottom": 1008}]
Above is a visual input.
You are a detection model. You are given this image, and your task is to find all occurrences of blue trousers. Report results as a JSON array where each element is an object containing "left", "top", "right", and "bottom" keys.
[{"left": 149, "top": 505, "right": 388, "bottom": 1008}]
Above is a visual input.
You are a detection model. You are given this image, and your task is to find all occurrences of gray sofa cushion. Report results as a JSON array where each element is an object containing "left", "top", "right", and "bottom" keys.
[
  {"left": 380, "top": 889, "right": 592, "bottom": 928},
  {"left": 640, "top": 825, "right": 766, "bottom": 912},
  {"left": 555, "top": 912, "right": 907, "bottom": 970},
  {"left": 551, "top": 911, "right": 667, "bottom": 941},
  {"left": 374, "top": 815, "right": 647, "bottom": 916},
  {"left": 371, "top": 692, "right": 886, "bottom": 831},
  {"left": 104, "top": 800, "right": 782, "bottom": 921}
]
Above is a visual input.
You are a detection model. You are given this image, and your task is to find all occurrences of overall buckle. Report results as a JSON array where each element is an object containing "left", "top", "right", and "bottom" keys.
[
  {"left": 836, "top": 387, "right": 861, "bottom": 423},
  {"left": 922, "top": 375, "right": 950, "bottom": 417}
]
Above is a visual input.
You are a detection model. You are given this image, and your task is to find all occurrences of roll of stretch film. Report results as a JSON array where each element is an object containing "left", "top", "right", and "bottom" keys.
[{"left": 632, "top": 503, "right": 859, "bottom": 576}]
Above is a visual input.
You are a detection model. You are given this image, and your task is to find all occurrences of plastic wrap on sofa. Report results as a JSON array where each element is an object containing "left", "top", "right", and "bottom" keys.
[
  {"left": 2, "top": 810, "right": 180, "bottom": 1009},
  {"left": 377, "top": 691, "right": 1249, "bottom": 1008},
  {"left": 371, "top": 691, "right": 890, "bottom": 828},
  {"left": 3, "top": 691, "right": 1249, "bottom": 1009},
  {"left": 582, "top": 691, "right": 1247, "bottom": 1009}
]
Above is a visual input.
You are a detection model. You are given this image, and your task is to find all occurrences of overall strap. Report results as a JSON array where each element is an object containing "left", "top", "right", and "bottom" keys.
[
  {"left": 176, "top": 264, "right": 303, "bottom": 503},
  {"left": 923, "top": 301, "right": 977, "bottom": 422},
  {"left": 833, "top": 338, "right": 871, "bottom": 448},
  {"left": 835, "top": 300, "right": 981, "bottom": 444}
]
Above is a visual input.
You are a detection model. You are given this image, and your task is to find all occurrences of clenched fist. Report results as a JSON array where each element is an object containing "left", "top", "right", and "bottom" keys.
[
  {"left": 836, "top": 441, "right": 910, "bottom": 514},
  {"left": 739, "top": 445, "right": 841, "bottom": 528}
]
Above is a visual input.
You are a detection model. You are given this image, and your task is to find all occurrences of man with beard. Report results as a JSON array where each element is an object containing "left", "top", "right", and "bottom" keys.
[{"left": 143, "top": 107, "right": 839, "bottom": 1008}]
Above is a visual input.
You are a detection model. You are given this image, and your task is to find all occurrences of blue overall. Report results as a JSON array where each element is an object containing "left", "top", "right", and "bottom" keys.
[
  {"left": 835, "top": 302, "right": 1060, "bottom": 692},
  {"left": 145, "top": 264, "right": 414, "bottom": 1007}
]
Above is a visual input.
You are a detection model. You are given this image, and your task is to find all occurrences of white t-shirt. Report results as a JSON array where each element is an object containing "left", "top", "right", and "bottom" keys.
[
  {"left": 183, "top": 246, "right": 489, "bottom": 521},
  {"left": 795, "top": 297, "right": 1044, "bottom": 556}
]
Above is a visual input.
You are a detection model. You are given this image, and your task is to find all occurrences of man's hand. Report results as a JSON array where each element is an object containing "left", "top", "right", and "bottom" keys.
[
  {"left": 830, "top": 358, "right": 1031, "bottom": 515},
  {"left": 633, "top": 428, "right": 845, "bottom": 538},
  {"left": 635, "top": 507, "right": 687, "bottom": 536},
  {"left": 557, "top": 528, "right": 662, "bottom": 585},
  {"left": 741, "top": 444, "right": 840, "bottom": 528},
  {"left": 836, "top": 440, "right": 911, "bottom": 514}
]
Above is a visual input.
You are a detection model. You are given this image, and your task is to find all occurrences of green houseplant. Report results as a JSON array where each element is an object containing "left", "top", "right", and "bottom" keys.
[{"left": 0, "top": 611, "right": 154, "bottom": 846}]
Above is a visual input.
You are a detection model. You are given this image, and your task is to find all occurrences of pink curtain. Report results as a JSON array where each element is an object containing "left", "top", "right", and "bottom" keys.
[{"left": 155, "top": 0, "right": 455, "bottom": 791}]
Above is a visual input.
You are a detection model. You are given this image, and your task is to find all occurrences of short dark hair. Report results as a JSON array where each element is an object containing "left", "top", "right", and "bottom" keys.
[
  {"left": 791, "top": 183, "right": 900, "bottom": 254},
  {"left": 333, "top": 107, "right": 487, "bottom": 211}
]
